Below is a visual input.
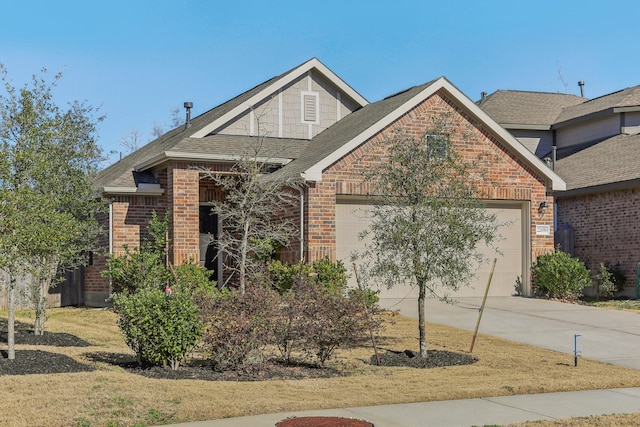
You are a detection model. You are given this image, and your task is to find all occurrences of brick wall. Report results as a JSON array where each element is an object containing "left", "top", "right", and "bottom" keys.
[
  {"left": 557, "top": 187, "right": 640, "bottom": 296},
  {"left": 305, "top": 89, "right": 554, "bottom": 273},
  {"left": 168, "top": 163, "right": 200, "bottom": 265}
]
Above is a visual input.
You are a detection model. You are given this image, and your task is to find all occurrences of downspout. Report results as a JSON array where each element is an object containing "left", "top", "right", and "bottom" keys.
[
  {"left": 551, "top": 129, "right": 557, "bottom": 171},
  {"left": 107, "top": 202, "right": 113, "bottom": 300},
  {"left": 297, "top": 185, "right": 305, "bottom": 262}
]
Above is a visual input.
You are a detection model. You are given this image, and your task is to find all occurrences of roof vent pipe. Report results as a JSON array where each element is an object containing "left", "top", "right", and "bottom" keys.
[
  {"left": 184, "top": 101, "right": 193, "bottom": 129},
  {"left": 480, "top": 91, "right": 487, "bottom": 102},
  {"left": 578, "top": 81, "right": 585, "bottom": 97}
]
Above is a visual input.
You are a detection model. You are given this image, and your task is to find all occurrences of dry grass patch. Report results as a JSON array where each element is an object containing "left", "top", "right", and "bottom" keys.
[
  {"left": 1, "top": 308, "right": 640, "bottom": 426},
  {"left": 510, "top": 412, "right": 640, "bottom": 426}
]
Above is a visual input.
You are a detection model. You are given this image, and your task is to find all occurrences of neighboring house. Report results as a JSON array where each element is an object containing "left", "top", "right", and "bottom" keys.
[
  {"left": 86, "top": 58, "right": 564, "bottom": 307},
  {"left": 479, "top": 85, "right": 640, "bottom": 297}
]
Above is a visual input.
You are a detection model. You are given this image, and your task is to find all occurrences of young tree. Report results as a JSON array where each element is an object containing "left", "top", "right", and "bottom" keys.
[
  {"left": 201, "top": 139, "right": 303, "bottom": 294},
  {"left": 356, "top": 118, "right": 500, "bottom": 358},
  {"left": 0, "top": 65, "right": 105, "bottom": 347}
]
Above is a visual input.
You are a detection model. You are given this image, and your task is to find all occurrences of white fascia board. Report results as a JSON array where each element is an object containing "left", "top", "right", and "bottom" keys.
[
  {"left": 303, "top": 77, "right": 566, "bottom": 192},
  {"left": 135, "top": 151, "right": 293, "bottom": 172},
  {"left": 190, "top": 58, "right": 369, "bottom": 139},
  {"left": 102, "top": 187, "right": 165, "bottom": 196}
]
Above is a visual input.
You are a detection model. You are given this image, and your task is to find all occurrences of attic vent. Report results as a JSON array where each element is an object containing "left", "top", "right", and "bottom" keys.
[{"left": 301, "top": 91, "right": 319, "bottom": 123}]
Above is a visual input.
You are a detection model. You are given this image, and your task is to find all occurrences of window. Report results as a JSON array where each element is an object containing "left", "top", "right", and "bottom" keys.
[
  {"left": 425, "top": 134, "right": 448, "bottom": 159},
  {"left": 301, "top": 91, "right": 319, "bottom": 123}
]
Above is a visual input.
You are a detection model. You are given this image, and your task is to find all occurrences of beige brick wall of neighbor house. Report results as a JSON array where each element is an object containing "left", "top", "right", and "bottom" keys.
[
  {"left": 306, "top": 90, "right": 555, "bottom": 269},
  {"left": 557, "top": 188, "right": 640, "bottom": 296}
]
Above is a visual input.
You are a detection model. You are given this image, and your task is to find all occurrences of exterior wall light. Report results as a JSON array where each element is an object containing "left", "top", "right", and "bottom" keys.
[{"left": 538, "top": 201, "right": 548, "bottom": 216}]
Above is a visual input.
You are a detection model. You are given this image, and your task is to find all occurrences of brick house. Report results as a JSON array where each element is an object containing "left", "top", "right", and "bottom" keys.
[
  {"left": 86, "top": 58, "right": 564, "bottom": 307},
  {"left": 479, "top": 85, "right": 640, "bottom": 297}
]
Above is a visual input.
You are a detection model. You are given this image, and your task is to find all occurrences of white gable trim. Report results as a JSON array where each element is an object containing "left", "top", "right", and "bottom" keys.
[
  {"left": 190, "top": 58, "right": 368, "bottom": 139},
  {"left": 303, "top": 77, "right": 566, "bottom": 191},
  {"left": 135, "top": 151, "right": 293, "bottom": 172}
]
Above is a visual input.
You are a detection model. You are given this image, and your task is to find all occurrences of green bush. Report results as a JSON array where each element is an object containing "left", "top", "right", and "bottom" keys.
[
  {"left": 172, "top": 262, "right": 218, "bottom": 300},
  {"left": 268, "top": 260, "right": 313, "bottom": 293},
  {"left": 312, "top": 257, "right": 349, "bottom": 295},
  {"left": 268, "top": 258, "right": 350, "bottom": 294},
  {"left": 113, "top": 287, "right": 203, "bottom": 370},
  {"left": 103, "top": 245, "right": 170, "bottom": 294},
  {"left": 593, "top": 262, "right": 616, "bottom": 299},
  {"left": 532, "top": 250, "right": 591, "bottom": 298}
]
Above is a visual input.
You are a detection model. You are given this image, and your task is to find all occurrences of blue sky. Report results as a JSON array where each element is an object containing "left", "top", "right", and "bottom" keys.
[{"left": 2, "top": 1, "right": 640, "bottom": 164}]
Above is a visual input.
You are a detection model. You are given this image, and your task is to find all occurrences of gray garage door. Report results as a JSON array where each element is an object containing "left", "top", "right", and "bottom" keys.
[{"left": 335, "top": 200, "right": 526, "bottom": 301}]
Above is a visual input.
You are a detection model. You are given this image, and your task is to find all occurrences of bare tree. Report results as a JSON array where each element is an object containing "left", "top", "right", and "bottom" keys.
[
  {"left": 150, "top": 121, "right": 164, "bottom": 140},
  {"left": 119, "top": 128, "right": 142, "bottom": 154},
  {"left": 200, "top": 140, "right": 303, "bottom": 294}
]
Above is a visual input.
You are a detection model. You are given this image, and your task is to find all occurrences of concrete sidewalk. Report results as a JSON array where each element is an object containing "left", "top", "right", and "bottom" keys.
[{"left": 166, "top": 387, "right": 640, "bottom": 426}]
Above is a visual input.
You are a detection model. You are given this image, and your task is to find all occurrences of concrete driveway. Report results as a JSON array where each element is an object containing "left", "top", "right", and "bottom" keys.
[{"left": 383, "top": 296, "right": 640, "bottom": 370}]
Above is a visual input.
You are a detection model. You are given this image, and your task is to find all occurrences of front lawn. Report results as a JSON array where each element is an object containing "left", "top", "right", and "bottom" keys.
[{"left": 2, "top": 307, "right": 640, "bottom": 427}]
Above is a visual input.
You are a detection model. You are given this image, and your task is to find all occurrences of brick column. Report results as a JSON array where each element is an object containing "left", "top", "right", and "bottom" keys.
[{"left": 167, "top": 163, "right": 200, "bottom": 265}]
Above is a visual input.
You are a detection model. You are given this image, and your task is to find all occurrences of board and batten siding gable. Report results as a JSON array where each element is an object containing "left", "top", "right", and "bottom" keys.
[{"left": 217, "top": 71, "right": 360, "bottom": 140}]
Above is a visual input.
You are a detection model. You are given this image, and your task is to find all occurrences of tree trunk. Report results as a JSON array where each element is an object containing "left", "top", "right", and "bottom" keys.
[
  {"left": 239, "top": 220, "right": 251, "bottom": 295},
  {"left": 34, "top": 295, "right": 45, "bottom": 336},
  {"left": 7, "top": 276, "right": 16, "bottom": 360},
  {"left": 418, "top": 282, "right": 427, "bottom": 358}
]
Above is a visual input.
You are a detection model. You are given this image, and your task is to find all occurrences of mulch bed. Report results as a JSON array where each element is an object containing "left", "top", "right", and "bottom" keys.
[
  {"left": 372, "top": 349, "right": 477, "bottom": 368},
  {"left": 277, "top": 416, "right": 373, "bottom": 427},
  {"left": 0, "top": 319, "right": 477, "bottom": 380}
]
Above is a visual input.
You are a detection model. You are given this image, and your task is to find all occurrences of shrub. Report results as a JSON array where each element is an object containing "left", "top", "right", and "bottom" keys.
[
  {"left": 268, "top": 258, "right": 350, "bottom": 294},
  {"left": 268, "top": 260, "right": 313, "bottom": 293},
  {"left": 532, "top": 250, "right": 591, "bottom": 298},
  {"left": 312, "top": 257, "right": 349, "bottom": 295},
  {"left": 271, "top": 275, "right": 375, "bottom": 366},
  {"left": 293, "top": 277, "right": 373, "bottom": 365},
  {"left": 200, "top": 285, "right": 280, "bottom": 371},
  {"left": 171, "top": 262, "right": 217, "bottom": 300},
  {"left": 103, "top": 245, "right": 170, "bottom": 294},
  {"left": 593, "top": 262, "right": 616, "bottom": 299},
  {"left": 113, "top": 287, "right": 203, "bottom": 370},
  {"left": 102, "top": 211, "right": 171, "bottom": 294}
]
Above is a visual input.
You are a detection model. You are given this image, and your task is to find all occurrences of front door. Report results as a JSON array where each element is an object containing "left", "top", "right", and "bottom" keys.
[{"left": 199, "top": 205, "right": 219, "bottom": 284}]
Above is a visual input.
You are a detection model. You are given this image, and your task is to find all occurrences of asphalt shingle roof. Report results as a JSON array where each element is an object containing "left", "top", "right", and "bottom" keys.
[
  {"left": 275, "top": 81, "right": 438, "bottom": 179},
  {"left": 555, "top": 85, "right": 640, "bottom": 124},
  {"left": 94, "top": 65, "right": 298, "bottom": 189},
  {"left": 555, "top": 133, "right": 640, "bottom": 190},
  {"left": 477, "top": 90, "right": 585, "bottom": 127}
]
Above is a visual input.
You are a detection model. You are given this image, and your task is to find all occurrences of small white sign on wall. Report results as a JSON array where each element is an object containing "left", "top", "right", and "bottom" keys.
[{"left": 536, "top": 225, "right": 551, "bottom": 236}]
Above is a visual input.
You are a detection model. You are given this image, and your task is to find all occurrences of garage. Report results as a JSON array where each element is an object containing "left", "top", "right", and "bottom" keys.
[{"left": 335, "top": 199, "right": 528, "bottom": 302}]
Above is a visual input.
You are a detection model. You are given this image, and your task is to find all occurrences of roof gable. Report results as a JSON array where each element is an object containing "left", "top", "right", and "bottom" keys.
[
  {"left": 95, "top": 58, "right": 367, "bottom": 192},
  {"left": 189, "top": 58, "right": 368, "bottom": 139},
  {"left": 294, "top": 78, "right": 566, "bottom": 191}
]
